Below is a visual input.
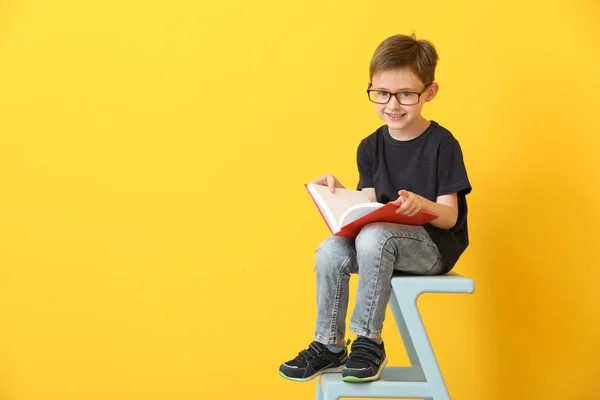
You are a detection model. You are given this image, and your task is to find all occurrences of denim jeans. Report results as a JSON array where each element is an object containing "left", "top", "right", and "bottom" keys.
[{"left": 313, "top": 222, "right": 445, "bottom": 345}]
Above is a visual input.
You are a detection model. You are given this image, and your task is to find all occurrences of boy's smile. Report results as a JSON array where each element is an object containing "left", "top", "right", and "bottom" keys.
[
  {"left": 386, "top": 112, "right": 407, "bottom": 121},
  {"left": 370, "top": 68, "right": 438, "bottom": 140}
]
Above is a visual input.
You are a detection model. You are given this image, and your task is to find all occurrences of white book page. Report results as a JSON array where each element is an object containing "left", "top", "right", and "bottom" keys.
[
  {"left": 339, "top": 202, "right": 385, "bottom": 228},
  {"left": 306, "top": 184, "right": 371, "bottom": 232}
]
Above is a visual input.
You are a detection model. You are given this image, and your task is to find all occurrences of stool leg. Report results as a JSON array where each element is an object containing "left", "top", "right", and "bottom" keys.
[
  {"left": 315, "top": 377, "right": 323, "bottom": 400},
  {"left": 390, "top": 290, "right": 420, "bottom": 367},
  {"left": 397, "top": 289, "right": 450, "bottom": 400},
  {"left": 321, "top": 385, "right": 338, "bottom": 400}
]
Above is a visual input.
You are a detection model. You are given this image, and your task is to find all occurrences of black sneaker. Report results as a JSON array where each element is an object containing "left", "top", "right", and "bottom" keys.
[
  {"left": 341, "top": 337, "right": 387, "bottom": 382},
  {"left": 279, "top": 340, "right": 349, "bottom": 382}
]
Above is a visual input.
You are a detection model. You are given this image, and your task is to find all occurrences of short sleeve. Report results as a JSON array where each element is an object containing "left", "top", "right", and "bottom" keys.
[
  {"left": 356, "top": 139, "right": 374, "bottom": 190},
  {"left": 438, "top": 139, "right": 472, "bottom": 197}
]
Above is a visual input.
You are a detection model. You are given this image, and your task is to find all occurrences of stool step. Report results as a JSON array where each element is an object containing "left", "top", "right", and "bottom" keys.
[
  {"left": 391, "top": 272, "right": 475, "bottom": 295},
  {"left": 380, "top": 366, "right": 426, "bottom": 381},
  {"left": 319, "top": 367, "right": 431, "bottom": 398}
]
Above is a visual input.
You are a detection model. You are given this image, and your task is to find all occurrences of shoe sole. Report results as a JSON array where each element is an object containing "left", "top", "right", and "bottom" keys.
[
  {"left": 342, "top": 357, "right": 388, "bottom": 383},
  {"left": 279, "top": 365, "right": 346, "bottom": 382}
]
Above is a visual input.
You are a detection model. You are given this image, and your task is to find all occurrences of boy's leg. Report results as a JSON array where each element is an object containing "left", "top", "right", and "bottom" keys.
[
  {"left": 279, "top": 235, "right": 357, "bottom": 382},
  {"left": 350, "top": 222, "right": 444, "bottom": 337},
  {"left": 343, "top": 222, "right": 444, "bottom": 382},
  {"left": 314, "top": 235, "right": 357, "bottom": 345}
]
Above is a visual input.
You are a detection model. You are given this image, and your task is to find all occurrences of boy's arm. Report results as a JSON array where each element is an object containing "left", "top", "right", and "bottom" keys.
[
  {"left": 361, "top": 188, "right": 376, "bottom": 202},
  {"left": 393, "top": 190, "right": 459, "bottom": 230},
  {"left": 421, "top": 193, "right": 459, "bottom": 229}
]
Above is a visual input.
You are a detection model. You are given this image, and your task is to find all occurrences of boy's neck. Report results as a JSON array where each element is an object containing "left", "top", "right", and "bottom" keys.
[{"left": 388, "top": 117, "right": 431, "bottom": 141}]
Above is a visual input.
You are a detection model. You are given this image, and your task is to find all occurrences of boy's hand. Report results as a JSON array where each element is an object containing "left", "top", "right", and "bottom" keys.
[
  {"left": 393, "top": 190, "right": 425, "bottom": 216},
  {"left": 311, "top": 174, "right": 345, "bottom": 192}
]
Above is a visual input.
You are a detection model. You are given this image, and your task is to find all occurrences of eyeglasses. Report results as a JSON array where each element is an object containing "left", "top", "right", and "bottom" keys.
[{"left": 366, "top": 82, "right": 433, "bottom": 105}]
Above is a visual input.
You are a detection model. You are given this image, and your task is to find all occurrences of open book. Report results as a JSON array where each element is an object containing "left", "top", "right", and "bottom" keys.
[{"left": 306, "top": 183, "right": 438, "bottom": 238}]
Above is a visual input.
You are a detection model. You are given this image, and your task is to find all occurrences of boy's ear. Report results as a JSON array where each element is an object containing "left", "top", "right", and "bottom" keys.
[{"left": 424, "top": 82, "right": 439, "bottom": 102}]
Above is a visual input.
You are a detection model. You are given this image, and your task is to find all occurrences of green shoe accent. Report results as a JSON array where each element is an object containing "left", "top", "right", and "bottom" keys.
[
  {"left": 279, "top": 371, "right": 290, "bottom": 379},
  {"left": 342, "top": 375, "right": 377, "bottom": 383},
  {"left": 342, "top": 338, "right": 351, "bottom": 352},
  {"left": 278, "top": 371, "right": 296, "bottom": 381}
]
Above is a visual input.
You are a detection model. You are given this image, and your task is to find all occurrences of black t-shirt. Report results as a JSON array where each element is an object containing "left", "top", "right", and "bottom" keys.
[{"left": 356, "top": 121, "right": 472, "bottom": 271}]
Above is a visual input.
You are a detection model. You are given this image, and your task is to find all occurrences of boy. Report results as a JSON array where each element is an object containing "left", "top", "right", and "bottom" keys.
[{"left": 279, "top": 33, "right": 471, "bottom": 383}]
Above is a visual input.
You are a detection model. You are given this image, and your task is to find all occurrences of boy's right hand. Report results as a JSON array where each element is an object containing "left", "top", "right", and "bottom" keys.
[{"left": 311, "top": 174, "right": 345, "bottom": 192}]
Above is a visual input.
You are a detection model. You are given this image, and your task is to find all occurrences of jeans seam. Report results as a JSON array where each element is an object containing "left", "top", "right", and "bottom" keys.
[
  {"left": 388, "top": 230, "right": 436, "bottom": 246},
  {"left": 362, "top": 232, "right": 393, "bottom": 334},
  {"left": 329, "top": 254, "right": 351, "bottom": 342},
  {"left": 424, "top": 257, "right": 445, "bottom": 275}
]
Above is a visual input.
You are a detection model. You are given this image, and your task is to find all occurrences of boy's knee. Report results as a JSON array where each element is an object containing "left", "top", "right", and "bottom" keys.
[
  {"left": 355, "top": 222, "right": 391, "bottom": 255},
  {"left": 315, "top": 236, "right": 354, "bottom": 274}
]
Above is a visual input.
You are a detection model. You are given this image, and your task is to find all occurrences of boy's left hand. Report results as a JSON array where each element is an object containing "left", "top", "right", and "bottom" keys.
[{"left": 393, "top": 190, "right": 425, "bottom": 216}]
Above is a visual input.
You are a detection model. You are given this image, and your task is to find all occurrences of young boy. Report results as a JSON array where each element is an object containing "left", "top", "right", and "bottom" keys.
[{"left": 279, "top": 34, "right": 471, "bottom": 383}]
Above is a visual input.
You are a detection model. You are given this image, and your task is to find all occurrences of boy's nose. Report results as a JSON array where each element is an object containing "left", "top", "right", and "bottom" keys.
[{"left": 387, "top": 95, "right": 403, "bottom": 109}]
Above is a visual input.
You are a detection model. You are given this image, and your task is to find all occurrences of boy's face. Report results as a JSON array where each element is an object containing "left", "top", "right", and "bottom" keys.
[{"left": 369, "top": 68, "right": 438, "bottom": 134}]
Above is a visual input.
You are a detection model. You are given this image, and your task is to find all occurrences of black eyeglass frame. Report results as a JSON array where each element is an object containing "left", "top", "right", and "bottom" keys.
[{"left": 366, "top": 82, "right": 433, "bottom": 105}]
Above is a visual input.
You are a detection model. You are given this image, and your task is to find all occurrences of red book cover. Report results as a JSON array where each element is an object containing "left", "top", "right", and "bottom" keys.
[
  {"left": 305, "top": 184, "right": 438, "bottom": 238},
  {"left": 334, "top": 202, "right": 438, "bottom": 238}
]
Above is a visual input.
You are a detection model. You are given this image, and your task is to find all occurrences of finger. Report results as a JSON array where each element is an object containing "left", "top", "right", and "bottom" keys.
[
  {"left": 398, "top": 190, "right": 409, "bottom": 198},
  {"left": 397, "top": 199, "right": 412, "bottom": 213},
  {"left": 311, "top": 175, "right": 325, "bottom": 185},
  {"left": 401, "top": 203, "right": 417, "bottom": 216},
  {"left": 404, "top": 203, "right": 417, "bottom": 215},
  {"left": 395, "top": 191, "right": 408, "bottom": 204},
  {"left": 407, "top": 199, "right": 420, "bottom": 214},
  {"left": 407, "top": 206, "right": 420, "bottom": 216},
  {"left": 398, "top": 190, "right": 412, "bottom": 204},
  {"left": 326, "top": 175, "right": 335, "bottom": 192},
  {"left": 395, "top": 198, "right": 407, "bottom": 213}
]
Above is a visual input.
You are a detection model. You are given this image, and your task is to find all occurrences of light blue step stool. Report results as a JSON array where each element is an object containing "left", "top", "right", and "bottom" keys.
[{"left": 316, "top": 272, "right": 474, "bottom": 400}]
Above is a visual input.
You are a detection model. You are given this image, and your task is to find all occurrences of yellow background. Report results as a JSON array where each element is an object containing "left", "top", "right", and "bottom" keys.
[{"left": 1, "top": 0, "right": 599, "bottom": 399}]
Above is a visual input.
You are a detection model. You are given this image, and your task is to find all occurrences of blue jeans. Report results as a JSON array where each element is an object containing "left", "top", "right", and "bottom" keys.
[{"left": 313, "top": 222, "right": 445, "bottom": 345}]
